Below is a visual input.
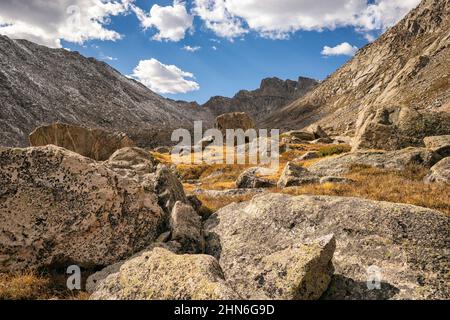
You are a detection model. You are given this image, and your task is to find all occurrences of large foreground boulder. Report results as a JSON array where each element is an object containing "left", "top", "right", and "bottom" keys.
[
  {"left": 425, "top": 157, "right": 450, "bottom": 183},
  {"left": 205, "top": 193, "right": 449, "bottom": 299},
  {"left": 0, "top": 146, "right": 166, "bottom": 272},
  {"left": 309, "top": 148, "right": 441, "bottom": 177},
  {"left": 29, "top": 123, "right": 135, "bottom": 161},
  {"left": 90, "top": 247, "right": 239, "bottom": 300},
  {"left": 215, "top": 112, "right": 255, "bottom": 135},
  {"left": 204, "top": 212, "right": 336, "bottom": 300}
]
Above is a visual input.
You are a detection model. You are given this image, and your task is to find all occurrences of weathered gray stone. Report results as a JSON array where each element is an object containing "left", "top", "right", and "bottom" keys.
[
  {"left": 0, "top": 145, "right": 166, "bottom": 272},
  {"left": 170, "top": 202, "right": 205, "bottom": 254},
  {"left": 29, "top": 122, "right": 135, "bottom": 161},
  {"left": 196, "top": 136, "right": 215, "bottom": 151},
  {"left": 424, "top": 135, "right": 450, "bottom": 157},
  {"left": 309, "top": 148, "right": 441, "bottom": 177},
  {"left": 283, "top": 130, "right": 315, "bottom": 142},
  {"left": 85, "top": 242, "right": 182, "bottom": 293},
  {"left": 311, "top": 137, "right": 334, "bottom": 144},
  {"left": 215, "top": 112, "right": 255, "bottom": 136},
  {"left": 105, "top": 147, "right": 158, "bottom": 177},
  {"left": 296, "top": 151, "right": 319, "bottom": 161},
  {"left": 425, "top": 157, "right": 450, "bottom": 183},
  {"left": 154, "top": 146, "right": 171, "bottom": 154},
  {"left": 204, "top": 204, "right": 336, "bottom": 300},
  {"left": 205, "top": 193, "right": 450, "bottom": 300},
  {"left": 308, "top": 124, "right": 330, "bottom": 139},
  {"left": 277, "top": 162, "right": 319, "bottom": 188},
  {"left": 144, "top": 164, "right": 187, "bottom": 213},
  {"left": 186, "top": 194, "right": 203, "bottom": 212},
  {"left": 236, "top": 167, "right": 275, "bottom": 189},
  {"left": 90, "top": 247, "right": 240, "bottom": 300}
]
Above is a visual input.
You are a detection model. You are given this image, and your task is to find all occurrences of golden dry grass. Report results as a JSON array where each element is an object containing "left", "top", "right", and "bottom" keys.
[
  {"left": 0, "top": 272, "right": 90, "bottom": 300},
  {"left": 197, "top": 166, "right": 450, "bottom": 215},
  {"left": 196, "top": 194, "right": 254, "bottom": 213},
  {"left": 276, "top": 165, "right": 450, "bottom": 215},
  {"left": 154, "top": 144, "right": 449, "bottom": 216},
  {"left": 316, "top": 144, "right": 351, "bottom": 157}
]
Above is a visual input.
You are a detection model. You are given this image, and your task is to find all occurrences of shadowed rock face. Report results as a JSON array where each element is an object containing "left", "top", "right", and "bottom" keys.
[
  {"left": 0, "top": 145, "right": 167, "bottom": 272},
  {"left": 105, "top": 147, "right": 158, "bottom": 176},
  {"left": 169, "top": 201, "right": 205, "bottom": 254},
  {"left": 29, "top": 123, "right": 135, "bottom": 161},
  {"left": 205, "top": 193, "right": 449, "bottom": 300}
]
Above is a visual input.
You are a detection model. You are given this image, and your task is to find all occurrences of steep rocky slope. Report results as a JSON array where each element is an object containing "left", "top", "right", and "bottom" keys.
[
  {"left": 0, "top": 33, "right": 317, "bottom": 147},
  {"left": 203, "top": 77, "right": 318, "bottom": 125},
  {"left": 0, "top": 35, "right": 211, "bottom": 148},
  {"left": 262, "top": 0, "right": 450, "bottom": 146}
]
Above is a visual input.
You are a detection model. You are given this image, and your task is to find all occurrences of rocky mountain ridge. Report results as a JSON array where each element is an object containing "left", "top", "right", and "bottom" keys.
[
  {"left": 0, "top": 33, "right": 317, "bottom": 148},
  {"left": 202, "top": 76, "right": 318, "bottom": 124},
  {"left": 262, "top": 0, "right": 450, "bottom": 148},
  {"left": 0, "top": 35, "right": 212, "bottom": 148}
]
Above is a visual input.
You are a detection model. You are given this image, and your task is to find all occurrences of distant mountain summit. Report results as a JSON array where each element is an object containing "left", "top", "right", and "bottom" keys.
[
  {"left": 0, "top": 33, "right": 316, "bottom": 147},
  {"left": 203, "top": 76, "right": 318, "bottom": 124},
  {"left": 262, "top": 0, "right": 450, "bottom": 149},
  {"left": 0, "top": 35, "right": 211, "bottom": 147}
]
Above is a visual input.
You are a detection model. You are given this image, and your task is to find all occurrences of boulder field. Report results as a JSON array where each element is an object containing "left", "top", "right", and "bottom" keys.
[{"left": 0, "top": 144, "right": 448, "bottom": 300}]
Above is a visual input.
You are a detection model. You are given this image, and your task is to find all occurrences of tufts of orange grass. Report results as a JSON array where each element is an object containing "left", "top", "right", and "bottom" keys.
[
  {"left": 0, "top": 272, "right": 90, "bottom": 300},
  {"left": 275, "top": 165, "right": 450, "bottom": 215}
]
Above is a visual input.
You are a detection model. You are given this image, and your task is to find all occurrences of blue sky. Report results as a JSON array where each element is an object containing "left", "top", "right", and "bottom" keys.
[
  {"left": 1, "top": 0, "right": 420, "bottom": 104},
  {"left": 62, "top": 18, "right": 369, "bottom": 103}
]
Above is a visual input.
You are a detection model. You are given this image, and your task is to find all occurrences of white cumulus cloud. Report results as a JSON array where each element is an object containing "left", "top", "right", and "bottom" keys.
[
  {"left": 192, "top": 0, "right": 421, "bottom": 40},
  {"left": 133, "top": 1, "right": 193, "bottom": 42},
  {"left": 0, "top": 0, "right": 131, "bottom": 48},
  {"left": 131, "top": 58, "right": 200, "bottom": 94},
  {"left": 183, "top": 45, "right": 201, "bottom": 52},
  {"left": 192, "top": 0, "right": 248, "bottom": 39},
  {"left": 322, "top": 42, "right": 358, "bottom": 56},
  {"left": 356, "top": 0, "right": 421, "bottom": 32}
]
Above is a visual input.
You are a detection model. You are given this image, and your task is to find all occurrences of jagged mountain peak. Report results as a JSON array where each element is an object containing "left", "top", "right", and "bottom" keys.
[{"left": 202, "top": 76, "right": 318, "bottom": 124}]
